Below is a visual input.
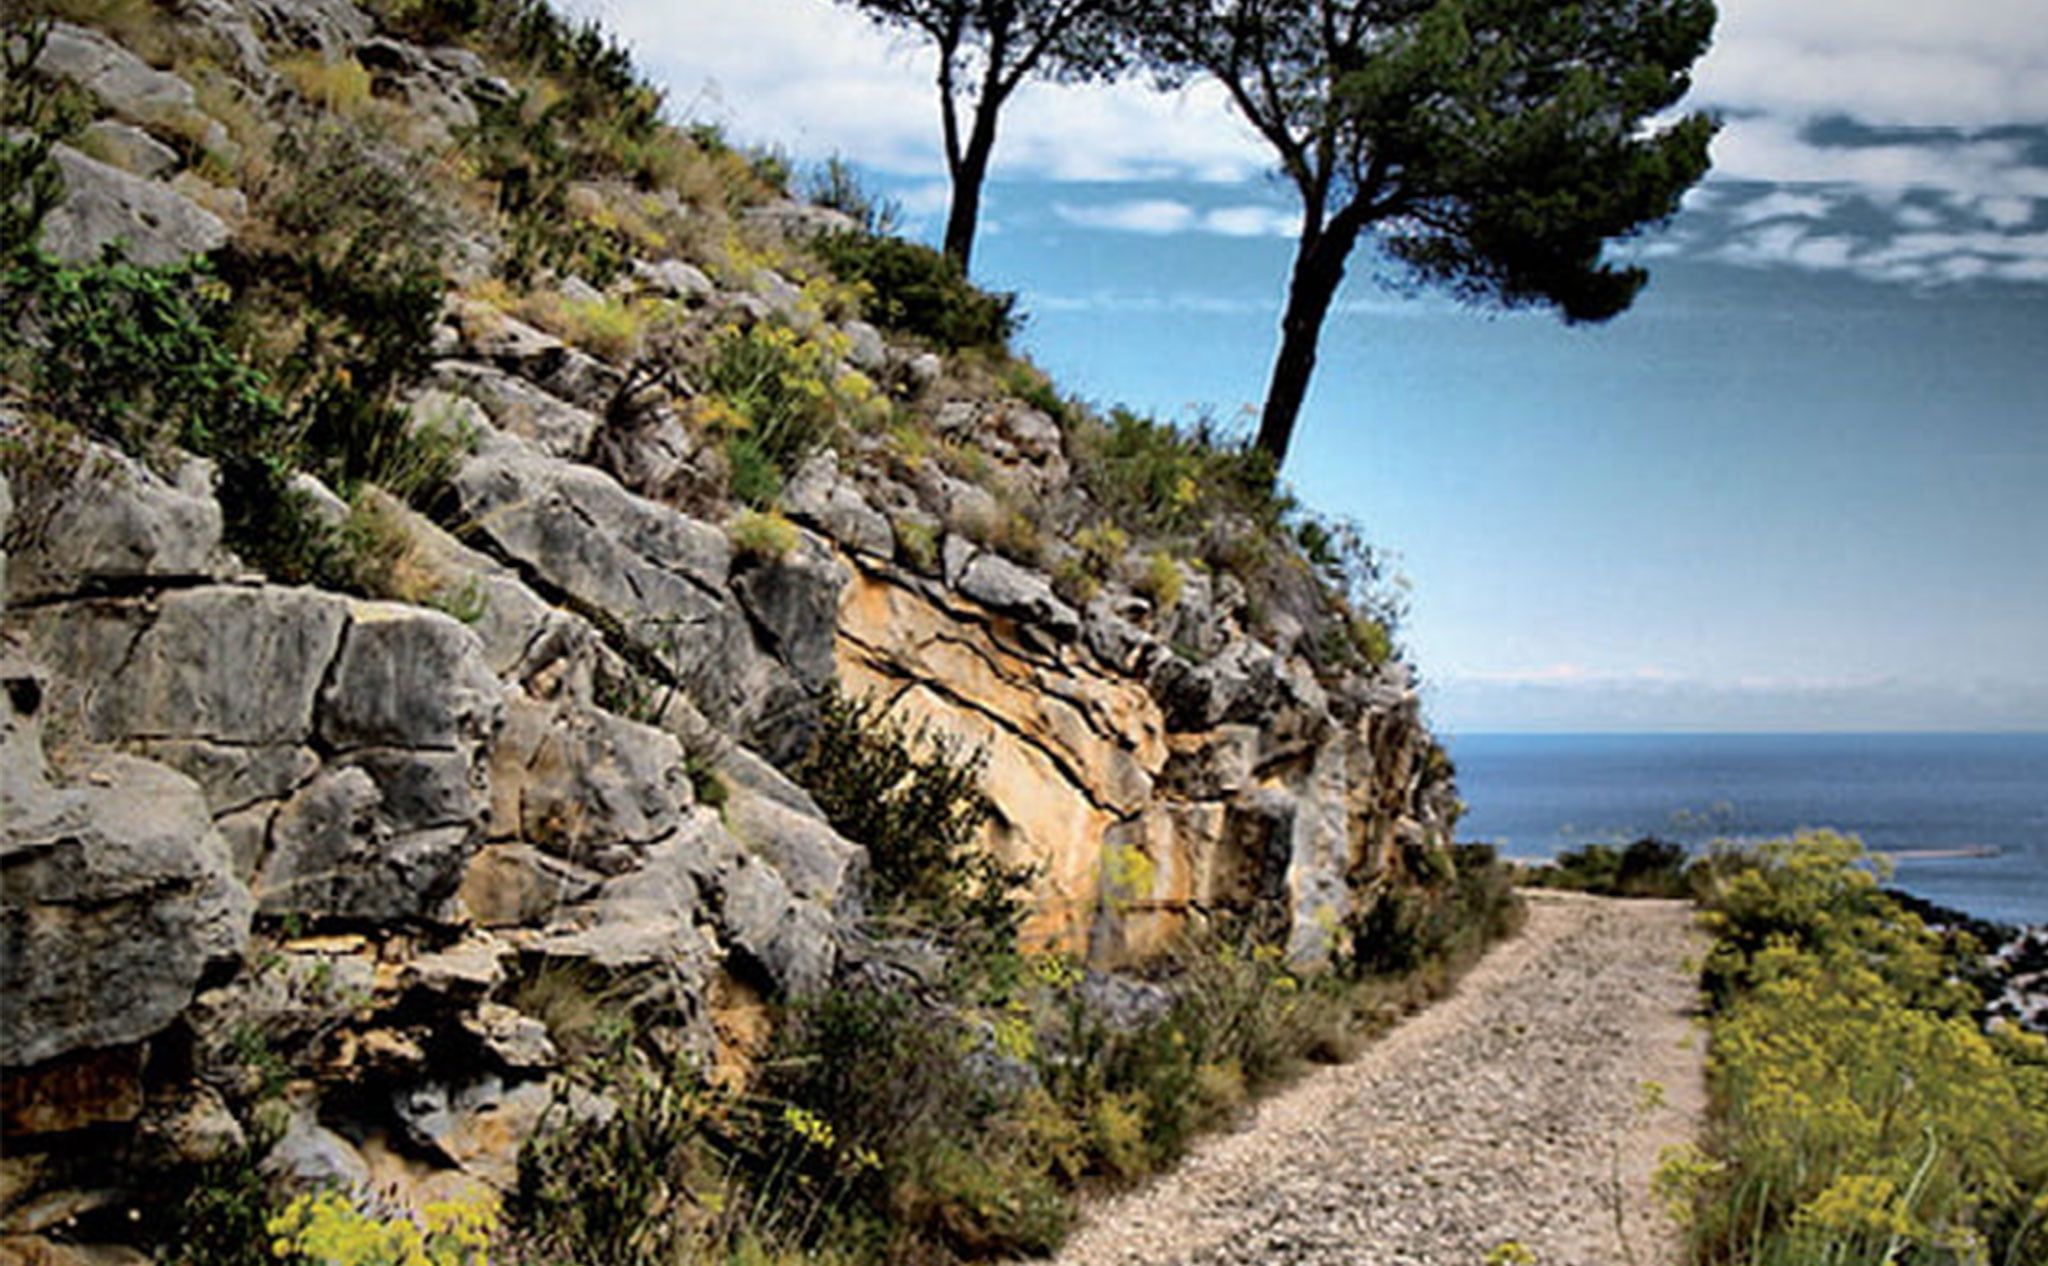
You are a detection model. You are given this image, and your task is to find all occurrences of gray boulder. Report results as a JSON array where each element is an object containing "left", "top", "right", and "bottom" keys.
[
  {"left": 782, "top": 452, "right": 893, "bottom": 558},
  {"left": 261, "top": 1115, "right": 370, "bottom": 1195},
  {"left": 37, "top": 24, "right": 196, "bottom": 122},
  {"left": 714, "top": 852, "right": 836, "bottom": 997},
  {"left": 429, "top": 363, "right": 599, "bottom": 460},
  {"left": 79, "top": 121, "right": 179, "bottom": 178},
  {"left": 730, "top": 534, "right": 849, "bottom": 693},
  {"left": 27, "top": 586, "right": 347, "bottom": 751},
  {"left": 241, "top": 0, "right": 375, "bottom": 58},
  {"left": 317, "top": 601, "right": 503, "bottom": 753},
  {"left": 131, "top": 740, "right": 319, "bottom": 819},
  {"left": 8, "top": 443, "right": 237, "bottom": 602},
  {"left": 742, "top": 200, "right": 859, "bottom": 240},
  {"left": 486, "top": 695, "right": 690, "bottom": 873},
  {"left": 256, "top": 765, "right": 474, "bottom": 922},
  {"left": 351, "top": 486, "right": 606, "bottom": 698},
  {"left": 393, "top": 1075, "right": 605, "bottom": 1192},
  {"left": 1, "top": 750, "right": 252, "bottom": 1068},
  {"left": 957, "top": 553, "right": 1080, "bottom": 642},
  {"left": 721, "top": 780, "right": 865, "bottom": 915},
  {"left": 43, "top": 147, "right": 229, "bottom": 267},
  {"left": 174, "top": 0, "right": 277, "bottom": 86},
  {"left": 631, "top": 258, "right": 715, "bottom": 302},
  {"left": 450, "top": 434, "right": 797, "bottom": 731},
  {"left": 528, "top": 814, "right": 723, "bottom": 973},
  {"left": 841, "top": 320, "right": 888, "bottom": 372}
]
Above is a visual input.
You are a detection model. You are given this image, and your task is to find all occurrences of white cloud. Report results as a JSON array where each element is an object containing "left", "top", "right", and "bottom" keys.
[
  {"left": 1977, "top": 195, "right": 2038, "bottom": 227},
  {"left": 1710, "top": 119, "right": 2048, "bottom": 205},
  {"left": 1054, "top": 199, "right": 1197, "bottom": 234},
  {"left": 1728, "top": 190, "right": 1838, "bottom": 225},
  {"left": 1052, "top": 199, "right": 1302, "bottom": 238},
  {"left": 1712, "top": 213, "right": 2048, "bottom": 284},
  {"left": 1698, "top": 0, "right": 2048, "bottom": 128},
  {"left": 1201, "top": 205, "right": 1303, "bottom": 237},
  {"left": 1894, "top": 203, "right": 1947, "bottom": 229}
]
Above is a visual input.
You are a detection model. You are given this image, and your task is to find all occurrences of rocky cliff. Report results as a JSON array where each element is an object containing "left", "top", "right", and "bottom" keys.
[{"left": 0, "top": 0, "right": 1460, "bottom": 1244}]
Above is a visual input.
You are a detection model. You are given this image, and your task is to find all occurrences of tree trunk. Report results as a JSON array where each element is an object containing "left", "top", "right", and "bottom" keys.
[
  {"left": 1257, "top": 217, "right": 1364, "bottom": 468},
  {"left": 943, "top": 103, "right": 1001, "bottom": 274}
]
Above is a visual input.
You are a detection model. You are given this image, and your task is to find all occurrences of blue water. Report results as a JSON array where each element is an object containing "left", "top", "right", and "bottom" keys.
[{"left": 1446, "top": 733, "right": 2048, "bottom": 926}]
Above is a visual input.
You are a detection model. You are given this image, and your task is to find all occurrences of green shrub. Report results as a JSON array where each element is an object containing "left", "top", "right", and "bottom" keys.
[
  {"left": 891, "top": 515, "right": 939, "bottom": 573},
  {"left": 1136, "top": 550, "right": 1184, "bottom": 611},
  {"left": 813, "top": 231, "right": 1016, "bottom": 351},
  {"left": 791, "top": 691, "right": 1027, "bottom": 943},
  {"left": 161, "top": 1147, "right": 279, "bottom": 1266},
  {"left": 1, "top": 21, "right": 76, "bottom": 262},
  {"left": 1351, "top": 844, "right": 1524, "bottom": 977},
  {"left": 727, "top": 507, "right": 799, "bottom": 561},
  {"left": 698, "top": 322, "right": 848, "bottom": 505},
  {"left": 803, "top": 155, "right": 899, "bottom": 236},
  {"left": 1673, "top": 833, "right": 2048, "bottom": 1266},
  {"left": 514, "top": 1056, "right": 707, "bottom": 1266},
  {"left": 1525, "top": 836, "right": 1693, "bottom": 899},
  {"left": 4, "top": 253, "right": 277, "bottom": 463},
  {"left": 998, "top": 359, "right": 1068, "bottom": 424},
  {"left": 1070, "top": 406, "right": 1283, "bottom": 540},
  {"left": 1071, "top": 522, "right": 1128, "bottom": 576}
]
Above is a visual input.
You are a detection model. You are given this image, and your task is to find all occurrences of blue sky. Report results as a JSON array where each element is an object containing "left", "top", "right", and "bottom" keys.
[{"left": 566, "top": 0, "right": 2048, "bottom": 733}]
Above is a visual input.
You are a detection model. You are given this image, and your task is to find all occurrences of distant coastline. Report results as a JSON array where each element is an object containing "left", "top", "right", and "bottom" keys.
[{"left": 1447, "top": 731, "right": 2048, "bottom": 925}]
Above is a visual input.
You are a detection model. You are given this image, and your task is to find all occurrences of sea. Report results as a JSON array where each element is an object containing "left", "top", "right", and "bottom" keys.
[{"left": 1445, "top": 732, "right": 2048, "bottom": 927}]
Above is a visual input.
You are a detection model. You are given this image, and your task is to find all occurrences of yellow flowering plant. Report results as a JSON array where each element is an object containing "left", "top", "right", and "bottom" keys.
[
  {"left": 1677, "top": 833, "right": 2048, "bottom": 1266},
  {"left": 267, "top": 1190, "right": 497, "bottom": 1266}
]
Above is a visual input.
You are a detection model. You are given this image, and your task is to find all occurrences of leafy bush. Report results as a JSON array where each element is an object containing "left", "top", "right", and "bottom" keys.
[
  {"left": 813, "top": 231, "right": 1016, "bottom": 351},
  {"left": 514, "top": 1055, "right": 707, "bottom": 1266},
  {"left": 1, "top": 21, "right": 75, "bottom": 261},
  {"left": 3, "top": 253, "right": 276, "bottom": 462},
  {"left": 697, "top": 322, "right": 865, "bottom": 507},
  {"left": 1070, "top": 406, "right": 1282, "bottom": 540},
  {"left": 791, "top": 691, "right": 1027, "bottom": 942},
  {"left": 1351, "top": 844, "right": 1525, "bottom": 977},
  {"left": 727, "top": 507, "right": 799, "bottom": 561},
  {"left": 161, "top": 1147, "right": 279, "bottom": 1266},
  {"left": 1524, "top": 836, "right": 1693, "bottom": 899},
  {"left": 1673, "top": 833, "right": 2048, "bottom": 1266}
]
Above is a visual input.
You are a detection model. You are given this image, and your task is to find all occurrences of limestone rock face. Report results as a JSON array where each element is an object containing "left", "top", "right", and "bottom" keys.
[
  {"left": 836, "top": 552, "right": 1453, "bottom": 966},
  {"left": 1, "top": 749, "right": 252, "bottom": 1068},
  {"left": 783, "top": 452, "right": 894, "bottom": 559},
  {"left": 1, "top": 472, "right": 13, "bottom": 614},
  {"left": 6, "top": 444, "right": 236, "bottom": 600},
  {"left": 448, "top": 429, "right": 804, "bottom": 741},
  {"left": 731, "top": 536, "right": 850, "bottom": 696},
  {"left": 37, "top": 24, "right": 198, "bottom": 123},
  {"left": 486, "top": 695, "right": 690, "bottom": 873},
  {"left": 18, "top": 587, "right": 504, "bottom": 923},
  {"left": 28, "top": 587, "right": 346, "bottom": 749},
  {"left": 0, "top": 1, "right": 1469, "bottom": 1227},
  {"left": 318, "top": 602, "right": 503, "bottom": 753},
  {"left": 429, "top": 362, "right": 600, "bottom": 460},
  {"left": 43, "top": 147, "right": 229, "bottom": 267}
]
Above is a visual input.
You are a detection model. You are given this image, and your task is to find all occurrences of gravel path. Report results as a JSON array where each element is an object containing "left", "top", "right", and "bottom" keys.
[{"left": 1040, "top": 892, "right": 1707, "bottom": 1266}]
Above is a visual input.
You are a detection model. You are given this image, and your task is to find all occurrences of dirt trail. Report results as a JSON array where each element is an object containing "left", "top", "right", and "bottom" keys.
[{"left": 1041, "top": 892, "right": 1707, "bottom": 1266}]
